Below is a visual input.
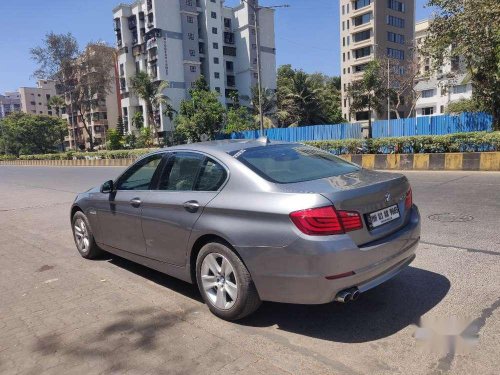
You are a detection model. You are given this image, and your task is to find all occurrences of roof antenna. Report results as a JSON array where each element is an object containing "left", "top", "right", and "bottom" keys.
[{"left": 257, "top": 136, "right": 270, "bottom": 145}]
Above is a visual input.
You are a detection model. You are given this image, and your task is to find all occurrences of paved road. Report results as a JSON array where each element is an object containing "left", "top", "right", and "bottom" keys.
[{"left": 0, "top": 166, "right": 499, "bottom": 374}]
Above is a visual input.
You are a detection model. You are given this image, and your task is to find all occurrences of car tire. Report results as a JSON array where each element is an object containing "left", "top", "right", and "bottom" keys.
[
  {"left": 196, "top": 241, "right": 261, "bottom": 321},
  {"left": 71, "top": 211, "right": 102, "bottom": 259}
]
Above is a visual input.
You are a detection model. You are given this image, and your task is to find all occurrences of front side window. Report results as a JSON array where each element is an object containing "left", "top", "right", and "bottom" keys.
[
  {"left": 116, "top": 154, "right": 163, "bottom": 190},
  {"left": 231, "top": 144, "right": 359, "bottom": 184}
]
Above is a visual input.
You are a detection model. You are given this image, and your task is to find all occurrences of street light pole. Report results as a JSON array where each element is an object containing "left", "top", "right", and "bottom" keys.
[
  {"left": 387, "top": 57, "right": 390, "bottom": 121},
  {"left": 241, "top": 0, "right": 289, "bottom": 136}
]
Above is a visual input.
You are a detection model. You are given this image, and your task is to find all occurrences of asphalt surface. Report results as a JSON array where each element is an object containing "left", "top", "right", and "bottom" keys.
[{"left": 0, "top": 166, "right": 499, "bottom": 374}]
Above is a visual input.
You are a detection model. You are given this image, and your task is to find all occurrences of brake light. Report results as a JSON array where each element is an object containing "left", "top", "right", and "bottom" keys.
[
  {"left": 405, "top": 188, "right": 413, "bottom": 210},
  {"left": 289, "top": 206, "right": 363, "bottom": 236}
]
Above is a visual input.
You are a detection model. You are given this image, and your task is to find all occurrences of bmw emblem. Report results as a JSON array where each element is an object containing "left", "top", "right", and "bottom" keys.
[{"left": 385, "top": 192, "right": 391, "bottom": 202}]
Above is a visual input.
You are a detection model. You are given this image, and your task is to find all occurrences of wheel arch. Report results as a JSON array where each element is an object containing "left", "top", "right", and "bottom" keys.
[{"left": 189, "top": 234, "right": 243, "bottom": 284}]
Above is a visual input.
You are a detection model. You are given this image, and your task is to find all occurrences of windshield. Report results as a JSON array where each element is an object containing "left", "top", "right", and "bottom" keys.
[{"left": 230, "top": 144, "right": 359, "bottom": 184}]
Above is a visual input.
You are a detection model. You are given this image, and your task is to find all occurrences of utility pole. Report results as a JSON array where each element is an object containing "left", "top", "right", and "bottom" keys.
[
  {"left": 387, "top": 57, "right": 390, "bottom": 121},
  {"left": 241, "top": 0, "right": 289, "bottom": 136}
]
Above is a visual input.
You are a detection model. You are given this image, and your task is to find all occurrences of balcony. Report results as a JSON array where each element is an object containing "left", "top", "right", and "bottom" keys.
[
  {"left": 224, "top": 32, "right": 235, "bottom": 45},
  {"left": 114, "top": 18, "right": 121, "bottom": 31},
  {"left": 132, "top": 44, "right": 145, "bottom": 57},
  {"left": 223, "top": 46, "right": 236, "bottom": 57},
  {"left": 147, "top": 0, "right": 153, "bottom": 12},
  {"left": 128, "top": 17, "right": 137, "bottom": 30}
]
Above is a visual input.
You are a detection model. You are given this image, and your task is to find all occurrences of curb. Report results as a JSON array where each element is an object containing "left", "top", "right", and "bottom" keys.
[
  {"left": 1, "top": 152, "right": 499, "bottom": 171},
  {"left": 339, "top": 152, "right": 500, "bottom": 171}
]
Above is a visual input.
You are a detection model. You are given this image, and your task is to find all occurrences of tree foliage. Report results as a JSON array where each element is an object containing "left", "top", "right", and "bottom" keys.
[
  {"left": 129, "top": 71, "right": 173, "bottom": 142},
  {"left": 106, "top": 129, "right": 123, "bottom": 150},
  {"left": 0, "top": 113, "right": 66, "bottom": 156},
  {"left": 174, "top": 76, "right": 225, "bottom": 142},
  {"left": 276, "top": 65, "right": 343, "bottom": 127},
  {"left": 446, "top": 98, "right": 481, "bottom": 114},
  {"left": 422, "top": 0, "right": 500, "bottom": 129},
  {"left": 47, "top": 95, "right": 66, "bottom": 118},
  {"left": 346, "top": 61, "right": 387, "bottom": 138}
]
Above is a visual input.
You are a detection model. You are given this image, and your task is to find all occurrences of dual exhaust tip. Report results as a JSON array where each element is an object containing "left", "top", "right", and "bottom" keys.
[{"left": 335, "top": 287, "right": 360, "bottom": 303}]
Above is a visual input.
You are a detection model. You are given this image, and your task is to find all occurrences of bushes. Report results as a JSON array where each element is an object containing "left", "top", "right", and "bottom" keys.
[
  {"left": 16, "top": 148, "right": 156, "bottom": 161},
  {"left": 306, "top": 131, "right": 500, "bottom": 155}
]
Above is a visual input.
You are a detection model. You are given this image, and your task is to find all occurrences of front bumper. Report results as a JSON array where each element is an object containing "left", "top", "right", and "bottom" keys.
[{"left": 238, "top": 205, "right": 421, "bottom": 304}]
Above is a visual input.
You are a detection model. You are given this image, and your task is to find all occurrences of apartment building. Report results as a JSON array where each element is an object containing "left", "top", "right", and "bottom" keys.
[
  {"left": 414, "top": 19, "right": 473, "bottom": 117},
  {"left": 63, "top": 46, "right": 121, "bottom": 150},
  {"left": 0, "top": 92, "right": 21, "bottom": 119},
  {"left": 340, "top": 0, "right": 415, "bottom": 123},
  {"left": 18, "top": 80, "right": 58, "bottom": 116},
  {"left": 113, "top": 0, "right": 276, "bottom": 136}
]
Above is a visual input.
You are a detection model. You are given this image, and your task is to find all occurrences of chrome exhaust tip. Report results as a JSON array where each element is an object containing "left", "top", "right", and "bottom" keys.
[
  {"left": 350, "top": 288, "right": 360, "bottom": 301},
  {"left": 334, "top": 290, "right": 352, "bottom": 303}
]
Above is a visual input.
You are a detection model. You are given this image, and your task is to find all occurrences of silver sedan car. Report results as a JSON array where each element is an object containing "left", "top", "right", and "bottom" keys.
[{"left": 71, "top": 139, "right": 420, "bottom": 320}]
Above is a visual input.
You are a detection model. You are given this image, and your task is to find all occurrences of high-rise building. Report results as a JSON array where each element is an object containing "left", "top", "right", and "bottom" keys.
[
  {"left": 0, "top": 92, "right": 21, "bottom": 119},
  {"left": 113, "top": 0, "right": 276, "bottom": 136},
  {"left": 19, "top": 80, "right": 58, "bottom": 117},
  {"left": 414, "top": 19, "right": 473, "bottom": 117},
  {"left": 339, "top": 0, "right": 415, "bottom": 124}
]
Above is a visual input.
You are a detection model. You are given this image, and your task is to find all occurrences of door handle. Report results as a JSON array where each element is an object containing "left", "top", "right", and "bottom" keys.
[
  {"left": 130, "top": 198, "right": 142, "bottom": 208},
  {"left": 183, "top": 200, "right": 200, "bottom": 213}
]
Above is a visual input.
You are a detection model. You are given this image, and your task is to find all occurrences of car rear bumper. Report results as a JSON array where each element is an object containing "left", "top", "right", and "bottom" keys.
[{"left": 238, "top": 205, "right": 421, "bottom": 304}]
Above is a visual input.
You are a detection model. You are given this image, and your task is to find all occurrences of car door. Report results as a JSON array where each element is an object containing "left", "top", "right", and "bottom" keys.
[
  {"left": 141, "top": 151, "right": 228, "bottom": 265},
  {"left": 97, "top": 153, "right": 164, "bottom": 255}
]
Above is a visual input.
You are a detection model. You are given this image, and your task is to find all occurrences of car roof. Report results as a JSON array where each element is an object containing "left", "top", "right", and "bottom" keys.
[{"left": 163, "top": 138, "right": 293, "bottom": 154}]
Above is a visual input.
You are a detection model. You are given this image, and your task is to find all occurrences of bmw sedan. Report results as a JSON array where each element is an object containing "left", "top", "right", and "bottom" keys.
[{"left": 71, "top": 139, "right": 420, "bottom": 320}]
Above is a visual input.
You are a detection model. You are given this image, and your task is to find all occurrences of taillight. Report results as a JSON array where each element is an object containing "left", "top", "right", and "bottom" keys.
[
  {"left": 289, "top": 206, "right": 363, "bottom": 236},
  {"left": 405, "top": 188, "right": 413, "bottom": 210}
]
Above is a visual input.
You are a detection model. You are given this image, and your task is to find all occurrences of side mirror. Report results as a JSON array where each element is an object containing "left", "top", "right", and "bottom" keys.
[{"left": 100, "top": 180, "right": 114, "bottom": 193}]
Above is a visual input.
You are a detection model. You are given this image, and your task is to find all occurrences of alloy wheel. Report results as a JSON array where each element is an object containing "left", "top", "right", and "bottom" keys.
[
  {"left": 201, "top": 253, "right": 238, "bottom": 310},
  {"left": 74, "top": 218, "right": 90, "bottom": 253}
]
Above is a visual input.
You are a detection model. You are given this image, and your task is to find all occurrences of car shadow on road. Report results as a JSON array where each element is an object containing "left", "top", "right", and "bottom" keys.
[{"left": 238, "top": 267, "right": 450, "bottom": 343}]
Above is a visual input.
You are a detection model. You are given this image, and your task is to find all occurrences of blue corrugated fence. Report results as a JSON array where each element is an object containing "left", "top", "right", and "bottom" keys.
[{"left": 225, "top": 112, "right": 493, "bottom": 142}]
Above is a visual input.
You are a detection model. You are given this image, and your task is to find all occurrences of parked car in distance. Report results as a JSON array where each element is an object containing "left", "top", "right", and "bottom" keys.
[{"left": 71, "top": 139, "right": 420, "bottom": 320}]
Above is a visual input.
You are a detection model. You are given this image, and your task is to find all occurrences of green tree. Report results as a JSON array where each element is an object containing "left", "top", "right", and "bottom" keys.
[
  {"left": 174, "top": 76, "right": 225, "bottom": 142},
  {"left": 130, "top": 71, "right": 173, "bottom": 142},
  {"left": 446, "top": 98, "right": 482, "bottom": 114},
  {"left": 422, "top": 0, "right": 500, "bottom": 129},
  {"left": 47, "top": 95, "right": 66, "bottom": 118},
  {"left": 0, "top": 113, "right": 66, "bottom": 156},
  {"left": 346, "top": 61, "right": 386, "bottom": 138},
  {"left": 106, "top": 129, "right": 123, "bottom": 150},
  {"left": 131, "top": 111, "right": 144, "bottom": 130},
  {"left": 116, "top": 116, "right": 125, "bottom": 135},
  {"left": 225, "top": 107, "right": 256, "bottom": 134},
  {"left": 251, "top": 86, "right": 277, "bottom": 127}
]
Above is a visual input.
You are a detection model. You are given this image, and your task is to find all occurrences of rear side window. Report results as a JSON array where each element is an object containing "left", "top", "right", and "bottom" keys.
[
  {"left": 157, "top": 152, "right": 227, "bottom": 191},
  {"left": 231, "top": 144, "right": 359, "bottom": 184}
]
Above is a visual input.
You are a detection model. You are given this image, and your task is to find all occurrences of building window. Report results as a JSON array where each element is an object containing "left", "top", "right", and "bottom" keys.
[
  {"left": 224, "top": 18, "right": 232, "bottom": 28},
  {"left": 187, "top": 16, "right": 194, "bottom": 23},
  {"left": 215, "top": 87, "right": 221, "bottom": 93},
  {"left": 440, "top": 105, "right": 445, "bottom": 113},
  {"left": 190, "top": 65, "right": 196, "bottom": 72},
  {"left": 189, "top": 49, "right": 196, "bottom": 56},
  {"left": 186, "top": 0, "right": 193, "bottom": 5},
  {"left": 213, "top": 42, "right": 219, "bottom": 49},
  {"left": 342, "top": 37, "right": 345, "bottom": 47},
  {"left": 223, "top": 46, "right": 236, "bottom": 56},
  {"left": 452, "top": 84, "right": 468, "bottom": 94},
  {"left": 188, "top": 33, "right": 194, "bottom": 40},
  {"left": 387, "top": 32, "right": 405, "bottom": 44},
  {"left": 421, "top": 89, "right": 434, "bottom": 98},
  {"left": 214, "top": 57, "right": 219, "bottom": 64},
  {"left": 353, "top": 29, "right": 371, "bottom": 42},
  {"left": 342, "top": 5, "right": 345, "bottom": 15},
  {"left": 226, "top": 75, "right": 235, "bottom": 87},
  {"left": 422, "top": 107, "right": 434, "bottom": 116},
  {"left": 343, "top": 53, "right": 345, "bottom": 62},
  {"left": 226, "top": 61, "right": 234, "bottom": 71},
  {"left": 211, "top": 11, "right": 217, "bottom": 19},
  {"left": 214, "top": 72, "right": 220, "bottom": 79},
  {"left": 354, "top": 0, "right": 371, "bottom": 10},
  {"left": 388, "top": 0, "right": 405, "bottom": 12},
  {"left": 342, "top": 21, "right": 345, "bottom": 31},
  {"left": 387, "top": 15, "right": 405, "bottom": 28},
  {"left": 354, "top": 63, "right": 368, "bottom": 72},
  {"left": 347, "top": 20, "right": 349, "bottom": 29},
  {"left": 212, "top": 27, "right": 218, "bottom": 34},
  {"left": 354, "top": 46, "right": 372, "bottom": 59},
  {"left": 387, "top": 48, "right": 404, "bottom": 60},
  {"left": 347, "top": 36, "right": 350, "bottom": 45},
  {"left": 252, "top": 43, "right": 257, "bottom": 50}
]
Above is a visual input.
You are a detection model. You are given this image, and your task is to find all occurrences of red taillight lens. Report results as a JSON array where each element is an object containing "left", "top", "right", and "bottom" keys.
[
  {"left": 290, "top": 206, "right": 363, "bottom": 236},
  {"left": 338, "top": 210, "right": 363, "bottom": 232},
  {"left": 405, "top": 188, "right": 413, "bottom": 210}
]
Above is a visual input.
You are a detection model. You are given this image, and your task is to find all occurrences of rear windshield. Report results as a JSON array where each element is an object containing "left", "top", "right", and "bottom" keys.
[{"left": 230, "top": 144, "right": 359, "bottom": 184}]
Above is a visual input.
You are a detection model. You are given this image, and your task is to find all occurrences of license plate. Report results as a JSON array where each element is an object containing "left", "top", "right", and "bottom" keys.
[{"left": 367, "top": 205, "right": 400, "bottom": 229}]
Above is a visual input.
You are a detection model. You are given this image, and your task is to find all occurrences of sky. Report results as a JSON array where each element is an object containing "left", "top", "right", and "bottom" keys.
[{"left": 0, "top": 0, "right": 434, "bottom": 93}]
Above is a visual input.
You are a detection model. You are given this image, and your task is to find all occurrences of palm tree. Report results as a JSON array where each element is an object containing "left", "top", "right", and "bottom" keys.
[
  {"left": 285, "top": 71, "right": 327, "bottom": 126},
  {"left": 129, "top": 71, "right": 174, "bottom": 144},
  {"left": 47, "top": 95, "right": 66, "bottom": 118}
]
